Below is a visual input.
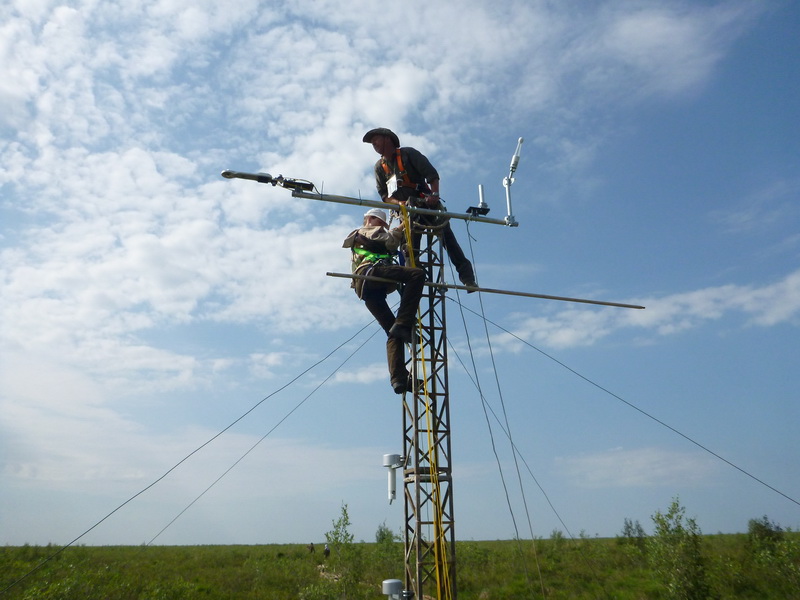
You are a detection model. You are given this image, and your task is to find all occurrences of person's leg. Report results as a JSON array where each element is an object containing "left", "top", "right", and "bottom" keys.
[
  {"left": 385, "top": 336, "right": 409, "bottom": 393},
  {"left": 381, "top": 265, "right": 424, "bottom": 326},
  {"left": 441, "top": 224, "right": 476, "bottom": 286},
  {"left": 363, "top": 291, "right": 408, "bottom": 391},
  {"left": 369, "top": 265, "right": 424, "bottom": 343},
  {"left": 362, "top": 289, "right": 395, "bottom": 334}
]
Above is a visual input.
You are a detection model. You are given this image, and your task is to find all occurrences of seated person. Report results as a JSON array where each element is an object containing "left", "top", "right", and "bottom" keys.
[{"left": 343, "top": 208, "right": 425, "bottom": 394}]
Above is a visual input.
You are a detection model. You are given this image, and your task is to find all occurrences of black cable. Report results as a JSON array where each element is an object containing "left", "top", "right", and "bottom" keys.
[
  {"left": 458, "top": 224, "right": 542, "bottom": 597},
  {"left": 1, "top": 322, "right": 375, "bottom": 595},
  {"left": 447, "top": 296, "right": 800, "bottom": 509},
  {"left": 445, "top": 340, "right": 577, "bottom": 541},
  {"left": 146, "top": 324, "right": 380, "bottom": 545}
]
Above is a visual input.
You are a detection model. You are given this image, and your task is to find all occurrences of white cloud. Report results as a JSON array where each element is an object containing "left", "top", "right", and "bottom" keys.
[
  {"left": 332, "top": 363, "right": 387, "bottom": 386},
  {"left": 0, "top": 0, "right": 772, "bottom": 415},
  {"left": 503, "top": 269, "right": 800, "bottom": 350},
  {"left": 0, "top": 0, "right": 780, "bottom": 546},
  {"left": 557, "top": 446, "right": 718, "bottom": 488},
  {"left": 711, "top": 178, "right": 800, "bottom": 235}
]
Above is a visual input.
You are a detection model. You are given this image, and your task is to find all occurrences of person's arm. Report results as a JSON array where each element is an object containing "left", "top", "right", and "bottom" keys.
[
  {"left": 426, "top": 179, "right": 441, "bottom": 205},
  {"left": 374, "top": 162, "right": 390, "bottom": 202},
  {"left": 403, "top": 147, "right": 441, "bottom": 206}
]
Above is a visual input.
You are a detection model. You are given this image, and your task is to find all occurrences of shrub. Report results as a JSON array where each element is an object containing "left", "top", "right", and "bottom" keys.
[
  {"left": 648, "top": 497, "right": 711, "bottom": 600},
  {"left": 299, "top": 502, "right": 369, "bottom": 600},
  {"left": 746, "top": 515, "right": 783, "bottom": 552},
  {"left": 373, "top": 521, "right": 402, "bottom": 579},
  {"left": 745, "top": 517, "right": 800, "bottom": 596},
  {"left": 618, "top": 517, "right": 648, "bottom": 560}
]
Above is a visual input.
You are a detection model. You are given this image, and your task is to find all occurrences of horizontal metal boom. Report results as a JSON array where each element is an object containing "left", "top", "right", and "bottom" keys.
[
  {"left": 220, "top": 169, "right": 518, "bottom": 226},
  {"left": 327, "top": 272, "right": 645, "bottom": 310},
  {"left": 291, "top": 190, "right": 517, "bottom": 226}
]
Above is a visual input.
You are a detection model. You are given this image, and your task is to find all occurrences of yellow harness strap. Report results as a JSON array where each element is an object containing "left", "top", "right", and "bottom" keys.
[{"left": 399, "top": 205, "right": 417, "bottom": 268}]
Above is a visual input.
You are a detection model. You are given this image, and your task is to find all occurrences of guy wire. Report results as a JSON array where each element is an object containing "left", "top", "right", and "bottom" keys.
[
  {"left": 447, "top": 297, "right": 800, "bottom": 510},
  {"left": 2, "top": 321, "right": 378, "bottom": 595},
  {"left": 454, "top": 224, "right": 541, "bottom": 597},
  {"left": 146, "top": 324, "right": 383, "bottom": 545}
]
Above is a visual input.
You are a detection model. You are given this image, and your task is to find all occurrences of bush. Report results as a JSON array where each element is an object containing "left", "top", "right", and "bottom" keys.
[
  {"left": 747, "top": 515, "right": 784, "bottom": 552},
  {"left": 299, "top": 503, "right": 370, "bottom": 600},
  {"left": 618, "top": 518, "right": 647, "bottom": 553},
  {"left": 373, "top": 521, "right": 402, "bottom": 579},
  {"left": 648, "top": 497, "right": 711, "bottom": 600},
  {"left": 744, "top": 516, "right": 800, "bottom": 596}
]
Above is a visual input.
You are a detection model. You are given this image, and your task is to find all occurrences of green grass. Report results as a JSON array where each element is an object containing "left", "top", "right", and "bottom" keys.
[{"left": 1, "top": 533, "right": 798, "bottom": 599}]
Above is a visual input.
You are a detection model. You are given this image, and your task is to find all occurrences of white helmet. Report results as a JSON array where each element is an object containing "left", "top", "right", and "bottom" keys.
[{"left": 363, "top": 208, "right": 388, "bottom": 225}]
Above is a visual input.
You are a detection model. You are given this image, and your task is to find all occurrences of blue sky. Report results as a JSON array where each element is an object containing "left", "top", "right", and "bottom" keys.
[{"left": 1, "top": 0, "right": 798, "bottom": 548}]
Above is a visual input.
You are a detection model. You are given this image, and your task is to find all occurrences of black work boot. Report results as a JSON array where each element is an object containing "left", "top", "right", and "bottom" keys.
[
  {"left": 388, "top": 322, "right": 415, "bottom": 344},
  {"left": 391, "top": 370, "right": 410, "bottom": 394},
  {"left": 391, "top": 373, "right": 423, "bottom": 395}
]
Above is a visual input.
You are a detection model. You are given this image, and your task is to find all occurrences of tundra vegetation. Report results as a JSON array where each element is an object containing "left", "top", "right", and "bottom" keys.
[{"left": 1, "top": 499, "right": 798, "bottom": 599}]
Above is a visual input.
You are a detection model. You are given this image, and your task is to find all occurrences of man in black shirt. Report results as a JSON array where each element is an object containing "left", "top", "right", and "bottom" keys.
[{"left": 363, "top": 127, "right": 477, "bottom": 289}]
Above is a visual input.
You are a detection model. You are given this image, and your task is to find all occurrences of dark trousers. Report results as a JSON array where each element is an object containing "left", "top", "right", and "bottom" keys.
[
  {"left": 361, "top": 264, "right": 425, "bottom": 383},
  {"left": 441, "top": 223, "right": 475, "bottom": 283},
  {"left": 411, "top": 223, "right": 474, "bottom": 284}
]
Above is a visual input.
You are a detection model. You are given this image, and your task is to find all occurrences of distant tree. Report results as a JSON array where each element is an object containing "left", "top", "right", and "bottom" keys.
[
  {"left": 375, "top": 520, "right": 397, "bottom": 544},
  {"left": 747, "top": 515, "right": 784, "bottom": 552},
  {"left": 745, "top": 515, "right": 800, "bottom": 595},
  {"left": 618, "top": 517, "right": 647, "bottom": 552},
  {"left": 374, "top": 520, "right": 402, "bottom": 577},
  {"left": 648, "top": 497, "right": 711, "bottom": 600},
  {"left": 550, "top": 529, "right": 564, "bottom": 542},
  {"left": 323, "top": 503, "right": 365, "bottom": 598},
  {"left": 301, "top": 503, "right": 367, "bottom": 600}
]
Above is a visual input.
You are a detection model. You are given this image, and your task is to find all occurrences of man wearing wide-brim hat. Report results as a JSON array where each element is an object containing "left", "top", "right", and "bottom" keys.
[{"left": 362, "top": 128, "right": 477, "bottom": 289}]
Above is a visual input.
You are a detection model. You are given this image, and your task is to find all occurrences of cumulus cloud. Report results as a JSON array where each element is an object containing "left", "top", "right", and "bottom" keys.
[
  {"left": 503, "top": 269, "right": 800, "bottom": 350},
  {"left": 0, "top": 0, "right": 771, "bottom": 399},
  {"left": 0, "top": 0, "right": 772, "bottom": 447},
  {"left": 0, "top": 0, "right": 777, "bottom": 545}
]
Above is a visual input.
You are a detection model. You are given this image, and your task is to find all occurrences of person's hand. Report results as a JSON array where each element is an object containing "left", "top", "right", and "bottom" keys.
[{"left": 423, "top": 193, "right": 440, "bottom": 207}]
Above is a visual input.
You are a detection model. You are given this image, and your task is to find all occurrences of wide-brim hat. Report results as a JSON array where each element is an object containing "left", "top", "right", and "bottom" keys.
[{"left": 362, "top": 127, "right": 400, "bottom": 148}]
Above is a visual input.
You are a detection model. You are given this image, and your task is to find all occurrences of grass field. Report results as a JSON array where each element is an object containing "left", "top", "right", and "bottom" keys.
[{"left": 2, "top": 529, "right": 799, "bottom": 599}]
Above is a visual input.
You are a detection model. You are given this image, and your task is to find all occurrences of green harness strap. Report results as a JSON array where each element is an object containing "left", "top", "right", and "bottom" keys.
[{"left": 353, "top": 247, "right": 391, "bottom": 262}]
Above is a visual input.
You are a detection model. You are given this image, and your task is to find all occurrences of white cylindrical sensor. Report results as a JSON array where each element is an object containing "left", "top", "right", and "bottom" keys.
[
  {"left": 383, "top": 453, "right": 401, "bottom": 467},
  {"left": 388, "top": 468, "right": 396, "bottom": 503},
  {"left": 382, "top": 579, "right": 403, "bottom": 598}
]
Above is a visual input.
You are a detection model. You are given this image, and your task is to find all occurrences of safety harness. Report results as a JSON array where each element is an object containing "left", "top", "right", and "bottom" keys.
[
  {"left": 380, "top": 148, "right": 449, "bottom": 232},
  {"left": 353, "top": 247, "right": 391, "bottom": 262},
  {"left": 381, "top": 149, "right": 430, "bottom": 196}
]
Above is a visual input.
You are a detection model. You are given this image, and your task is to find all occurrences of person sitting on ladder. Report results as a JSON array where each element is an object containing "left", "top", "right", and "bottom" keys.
[
  {"left": 362, "top": 127, "right": 478, "bottom": 290},
  {"left": 342, "top": 208, "right": 425, "bottom": 395}
]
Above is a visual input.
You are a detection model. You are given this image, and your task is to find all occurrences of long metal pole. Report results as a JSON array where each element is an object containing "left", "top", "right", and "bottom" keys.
[
  {"left": 220, "top": 170, "right": 518, "bottom": 227},
  {"left": 326, "top": 272, "right": 645, "bottom": 310}
]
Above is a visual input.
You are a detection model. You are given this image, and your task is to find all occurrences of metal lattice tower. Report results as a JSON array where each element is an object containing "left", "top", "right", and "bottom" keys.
[
  {"left": 220, "top": 144, "right": 644, "bottom": 600},
  {"left": 402, "top": 230, "right": 457, "bottom": 600}
]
